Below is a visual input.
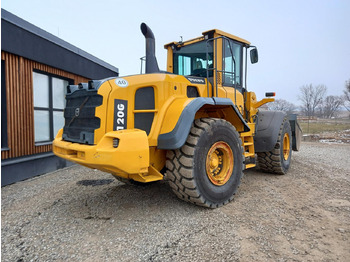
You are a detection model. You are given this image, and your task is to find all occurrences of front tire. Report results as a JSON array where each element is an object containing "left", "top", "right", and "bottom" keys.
[
  {"left": 166, "top": 118, "right": 244, "bottom": 208},
  {"left": 257, "top": 117, "right": 292, "bottom": 175}
]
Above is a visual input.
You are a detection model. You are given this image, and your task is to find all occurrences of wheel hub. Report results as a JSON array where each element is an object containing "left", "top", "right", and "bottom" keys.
[
  {"left": 209, "top": 154, "right": 219, "bottom": 169},
  {"left": 206, "top": 141, "right": 234, "bottom": 186},
  {"left": 283, "top": 133, "right": 290, "bottom": 160}
]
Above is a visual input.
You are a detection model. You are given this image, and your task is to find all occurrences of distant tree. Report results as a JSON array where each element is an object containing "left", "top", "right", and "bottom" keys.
[
  {"left": 267, "top": 99, "right": 297, "bottom": 114},
  {"left": 320, "top": 95, "right": 343, "bottom": 118},
  {"left": 344, "top": 79, "right": 350, "bottom": 112},
  {"left": 298, "top": 84, "right": 327, "bottom": 118}
]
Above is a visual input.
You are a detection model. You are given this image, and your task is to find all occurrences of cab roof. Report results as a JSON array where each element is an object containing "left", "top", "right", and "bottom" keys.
[
  {"left": 203, "top": 29, "right": 251, "bottom": 45},
  {"left": 164, "top": 28, "right": 251, "bottom": 48}
]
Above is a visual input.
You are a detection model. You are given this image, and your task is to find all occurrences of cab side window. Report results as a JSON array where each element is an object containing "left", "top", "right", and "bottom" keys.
[{"left": 223, "top": 39, "right": 242, "bottom": 87}]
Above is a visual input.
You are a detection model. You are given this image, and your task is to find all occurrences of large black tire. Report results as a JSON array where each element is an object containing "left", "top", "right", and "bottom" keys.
[
  {"left": 166, "top": 118, "right": 244, "bottom": 208},
  {"left": 257, "top": 117, "right": 292, "bottom": 175}
]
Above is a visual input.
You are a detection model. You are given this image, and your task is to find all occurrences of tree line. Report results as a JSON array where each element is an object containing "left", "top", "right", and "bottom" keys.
[{"left": 267, "top": 79, "right": 350, "bottom": 118}]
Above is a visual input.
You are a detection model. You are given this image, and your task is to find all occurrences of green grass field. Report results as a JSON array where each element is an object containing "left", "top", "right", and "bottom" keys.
[{"left": 299, "top": 119, "right": 350, "bottom": 134}]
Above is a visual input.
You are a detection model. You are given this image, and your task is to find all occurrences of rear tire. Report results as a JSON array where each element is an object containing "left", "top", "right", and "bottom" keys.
[
  {"left": 166, "top": 118, "right": 244, "bottom": 208},
  {"left": 257, "top": 117, "right": 292, "bottom": 175}
]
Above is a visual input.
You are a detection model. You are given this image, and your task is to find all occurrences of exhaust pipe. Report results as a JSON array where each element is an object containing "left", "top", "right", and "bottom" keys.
[{"left": 140, "top": 23, "right": 159, "bottom": 73}]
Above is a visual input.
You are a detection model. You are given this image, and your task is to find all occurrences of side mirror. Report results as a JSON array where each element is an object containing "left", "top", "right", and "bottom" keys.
[{"left": 250, "top": 48, "right": 258, "bottom": 64}]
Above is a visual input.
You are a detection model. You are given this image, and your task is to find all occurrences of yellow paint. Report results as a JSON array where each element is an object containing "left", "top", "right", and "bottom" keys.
[
  {"left": 53, "top": 27, "right": 274, "bottom": 181},
  {"left": 240, "top": 127, "right": 256, "bottom": 169},
  {"left": 53, "top": 128, "right": 151, "bottom": 179},
  {"left": 205, "top": 141, "right": 234, "bottom": 186},
  {"left": 283, "top": 133, "right": 291, "bottom": 160},
  {"left": 226, "top": 87, "right": 244, "bottom": 114},
  {"left": 202, "top": 29, "right": 251, "bottom": 45},
  {"left": 159, "top": 98, "right": 193, "bottom": 134},
  {"left": 94, "top": 82, "right": 112, "bottom": 144}
]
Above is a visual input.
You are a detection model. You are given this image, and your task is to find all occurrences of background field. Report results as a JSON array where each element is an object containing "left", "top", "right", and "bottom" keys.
[{"left": 299, "top": 118, "right": 350, "bottom": 134}]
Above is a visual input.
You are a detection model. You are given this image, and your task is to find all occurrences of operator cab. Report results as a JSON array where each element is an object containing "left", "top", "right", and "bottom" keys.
[{"left": 165, "top": 29, "right": 258, "bottom": 95}]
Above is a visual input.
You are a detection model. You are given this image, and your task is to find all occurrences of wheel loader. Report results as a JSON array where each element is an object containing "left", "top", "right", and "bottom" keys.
[{"left": 53, "top": 23, "right": 301, "bottom": 208}]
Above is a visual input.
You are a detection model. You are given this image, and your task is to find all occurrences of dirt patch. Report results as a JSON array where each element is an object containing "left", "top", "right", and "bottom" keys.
[
  {"left": 2, "top": 142, "right": 350, "bottom": 261},
  {"left": 319, "top": 129, "right": 350, "bottom": 144},
  {"left": 303, "top": 129, "right": 350, "bottom": 144}
]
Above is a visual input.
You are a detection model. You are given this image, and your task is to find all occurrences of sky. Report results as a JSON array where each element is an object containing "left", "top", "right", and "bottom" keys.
[{"left": 2, "top": 0, "right": 350, "bottom": 105}]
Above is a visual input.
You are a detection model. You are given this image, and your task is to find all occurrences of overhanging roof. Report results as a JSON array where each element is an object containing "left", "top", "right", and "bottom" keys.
[{"left": 1, "top": 9, "right": 119, "bottom": 79}]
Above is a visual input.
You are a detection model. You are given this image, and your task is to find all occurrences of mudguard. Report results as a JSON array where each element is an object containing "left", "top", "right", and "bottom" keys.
[
  {"left": 254, "top": 110, "right": 287, "bottom": 152},
  {"left": 157, "top": 97, "right": 250, "bottom": 150},
  {"left": 288, "top": 114, "right": 302, "bottom": 151}
]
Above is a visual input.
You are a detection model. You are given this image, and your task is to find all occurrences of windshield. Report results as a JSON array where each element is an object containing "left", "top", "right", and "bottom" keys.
[{"left": 173, "top": 41, "right": 213, "bottom": 77}]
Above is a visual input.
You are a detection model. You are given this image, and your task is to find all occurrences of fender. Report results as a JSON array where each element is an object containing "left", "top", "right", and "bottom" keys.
[
  {"left": 288, "top": 114, "right": 302, "bottom": 151},
  {"left": 254, "top": 110, "right": 286, "bottom": 152},
  {"left": 157, "top": 97, "right": 250, "bottom": 150}
]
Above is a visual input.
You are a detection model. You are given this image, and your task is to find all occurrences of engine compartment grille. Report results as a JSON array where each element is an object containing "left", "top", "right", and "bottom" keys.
[{"left": 62, "top": 86, "right": 103, "bottom": 144}]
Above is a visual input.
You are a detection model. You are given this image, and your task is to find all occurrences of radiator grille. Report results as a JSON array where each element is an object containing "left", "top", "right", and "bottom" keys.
[
  {"left": 62, "top": 88, "right": 103, "bottom": 144},
  {"left": 134, "top": 87, "right": 155, "bottom": 135}
]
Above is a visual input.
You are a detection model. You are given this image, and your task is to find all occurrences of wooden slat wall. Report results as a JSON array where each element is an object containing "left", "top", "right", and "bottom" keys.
[{"left": 1, "top": 51, "right": 90, "bottom": 160}]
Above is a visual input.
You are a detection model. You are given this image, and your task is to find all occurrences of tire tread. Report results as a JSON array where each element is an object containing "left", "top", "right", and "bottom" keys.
[
  {"left": 166, "top": 118, "right": 243, "bottom": 208},
  {"left": 257, "top": 117, "right": 291, "bottom": 175}
]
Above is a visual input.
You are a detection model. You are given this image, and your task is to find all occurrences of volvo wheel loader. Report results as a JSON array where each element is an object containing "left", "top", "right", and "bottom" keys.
[{"left": 53, "top": 23, "right": 301, "bottom": 208}]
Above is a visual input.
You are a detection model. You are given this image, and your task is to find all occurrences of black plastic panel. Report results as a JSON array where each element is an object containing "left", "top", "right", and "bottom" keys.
[
  {"left": 134, "top": 87, "right": 155, "bottom": 135},
  {"left": 114, "top": 99, "right": 128, "bottom": 130},
  {"left": 187, "top": 86, "right": 199, "bottom": 98},
  {"left": 62, "top": 88, "right": 103, "bottom": 144},
  {"left": 254, "top": 110, "right": 286, "bottom": 152},
  {"left": 135, "top": 87, "right": 155, "bottom": 110},
  {"left": 134, "top": 113, "right": 154, "bottom": 135}
]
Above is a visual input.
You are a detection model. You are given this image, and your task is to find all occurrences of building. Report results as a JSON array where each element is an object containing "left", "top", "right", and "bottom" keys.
[{"left": 1, "top": 9, "right": 119, "bottom": 186}]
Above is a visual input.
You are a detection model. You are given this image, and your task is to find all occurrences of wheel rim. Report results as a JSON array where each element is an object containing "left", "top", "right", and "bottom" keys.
[
  {"left": 283, "top": 133, "right": 291, "bottom": 160},
  {"left": 206, "top": 141, "right": 234, "bottom": 186}
]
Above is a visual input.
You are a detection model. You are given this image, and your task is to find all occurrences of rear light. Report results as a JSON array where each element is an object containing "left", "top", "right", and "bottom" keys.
[{"left": 265, "top": 92, "right": 275, "bottom": 97}]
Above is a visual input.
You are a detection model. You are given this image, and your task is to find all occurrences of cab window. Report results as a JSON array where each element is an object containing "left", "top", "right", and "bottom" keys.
[
  {"left": 223, "top": 39, "right": 242, "bottom": 87},
  {"left": 173, "top": 41, "right": 213, "bottom": 77}
]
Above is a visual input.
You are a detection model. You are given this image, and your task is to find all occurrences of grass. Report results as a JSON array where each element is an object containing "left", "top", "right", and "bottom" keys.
[{"left": 299, "top": 119, "right": 350, "bottom": 134}]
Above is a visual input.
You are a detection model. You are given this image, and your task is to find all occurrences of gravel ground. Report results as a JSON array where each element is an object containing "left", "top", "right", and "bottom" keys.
[{"left": 2, "top": 141, "right": 350, "bottom": 261}]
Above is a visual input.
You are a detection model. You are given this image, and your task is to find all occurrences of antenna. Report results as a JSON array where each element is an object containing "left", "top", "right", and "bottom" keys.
[{"left": 140, "top": 56, "right": 146, "bottom": 74}]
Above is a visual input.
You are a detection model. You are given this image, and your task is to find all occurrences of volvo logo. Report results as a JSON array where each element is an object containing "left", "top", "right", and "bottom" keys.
[{"left": 75, "top": 108, "right": 80, "bottom": 117}]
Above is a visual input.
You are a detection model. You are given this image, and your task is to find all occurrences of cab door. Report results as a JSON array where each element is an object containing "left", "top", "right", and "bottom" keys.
[{"left": 222, "top": 38, "right": 245, "bottom": 114}]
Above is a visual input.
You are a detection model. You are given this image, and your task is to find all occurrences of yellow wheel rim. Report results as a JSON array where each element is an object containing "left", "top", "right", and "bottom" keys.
[
  {"left": 206, "top": 142, "right": 234, "bottom": 186},
  {"left": 283, "top": 133, "right": 291, "bottom": 160}
]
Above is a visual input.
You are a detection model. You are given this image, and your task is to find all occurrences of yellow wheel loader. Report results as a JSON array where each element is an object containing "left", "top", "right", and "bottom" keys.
[{"left": 53, "top": 23, "right": 301, "bottom": 208}]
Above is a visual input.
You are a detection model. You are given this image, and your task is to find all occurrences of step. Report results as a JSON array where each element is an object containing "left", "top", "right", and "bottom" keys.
[
  {"left": 245, "top": 163, "right": 256, "bottom": 169},
  {"left": 244, "top": 152, "right": 255, "bottom": 157}
]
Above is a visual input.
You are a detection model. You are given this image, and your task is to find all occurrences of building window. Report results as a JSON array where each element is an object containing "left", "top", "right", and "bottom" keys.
[
  {"left": 1, "top": 60, "right": 8, "bottom": 149},
  {"left": 33, "top": 71, "right": 71, "bottom": 143}
]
